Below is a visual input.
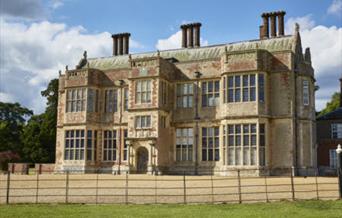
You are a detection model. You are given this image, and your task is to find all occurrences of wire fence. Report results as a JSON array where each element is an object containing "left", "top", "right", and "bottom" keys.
[{"left": 0, "top": 169, "right": 340, "bottom": 204}]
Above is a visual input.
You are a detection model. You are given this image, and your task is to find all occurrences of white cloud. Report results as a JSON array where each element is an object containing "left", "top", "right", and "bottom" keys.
[
  {"left": 0, "top": 0, "right": 46, "bottom": 20},
  {"left": 0, "top": 18, "right": 144, "bottom": 113},
  {"left": 156, "top": 31, "right": 182, "bottom": 50},
  {"left": 327, "top": 0, "right": 342, "bottom": 16},
  {"left": 155, "top": 30, "right": 208, "bottom": 50},
  {"left": 285, "top": 14, "right": 316, "bottom": 34},
  {"left": 286, "top": 15, "right": 342, "bottom": 111},
  {"left": 50, "top": 0, "right": 64, "bottom": 10}
]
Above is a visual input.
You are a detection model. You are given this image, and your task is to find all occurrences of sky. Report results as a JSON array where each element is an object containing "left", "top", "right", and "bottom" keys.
[{"left": 0, "top": 0, "right": 341, "bottom": 114}]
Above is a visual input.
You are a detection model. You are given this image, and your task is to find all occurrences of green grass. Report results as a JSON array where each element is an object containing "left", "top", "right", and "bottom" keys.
[{"left": 1, "top": 200, "right": 342, "bottom": 218}]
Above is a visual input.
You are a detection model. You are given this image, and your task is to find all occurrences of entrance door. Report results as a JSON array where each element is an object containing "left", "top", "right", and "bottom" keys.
[{"left": 137, "top": 147, "right": 148, "bottom": 173}]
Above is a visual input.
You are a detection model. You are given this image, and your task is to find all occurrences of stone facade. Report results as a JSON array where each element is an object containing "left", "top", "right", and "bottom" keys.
[{"left": 55, "top": 12, "right": 316, "bottom": 175}]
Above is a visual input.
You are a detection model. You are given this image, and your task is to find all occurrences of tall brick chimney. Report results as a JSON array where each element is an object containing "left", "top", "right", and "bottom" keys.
[
  {"left": 181, "top": 22, "right": 202, "bottom": 48},
  {"left": 260, "top": 11, "right": 286, "bottom": 39},
  {"left": 112, "top": 33, "right": 130, "bottom": 56}
]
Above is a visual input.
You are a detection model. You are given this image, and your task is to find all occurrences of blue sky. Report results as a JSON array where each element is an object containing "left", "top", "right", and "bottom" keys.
[{"left": 0, "top": 0, "right": 341, "bottom": 113}]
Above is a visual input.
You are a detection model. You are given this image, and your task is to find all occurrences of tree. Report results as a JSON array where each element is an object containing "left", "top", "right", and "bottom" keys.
[
  {"left": 21, "top": 79, "right": 59, "bottom": 163},
  {"left": 0, "top": 102, "right": 33, "bottom": 153},
  {"left": 318, "top": 92, "right": 340, "bottom": 117}
]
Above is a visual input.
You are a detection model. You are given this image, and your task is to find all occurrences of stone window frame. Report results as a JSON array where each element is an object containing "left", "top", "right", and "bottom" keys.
[
  {"left": 104, "top": 89, "right": 118, "bottom": 113},
  {"left": 123, "top": 129, "right": 128, "bottom": 161},
  {"left": 176, "top": 82, "right": 194, "bottom": 108},
  {"left": 102, "top": 130, "right": 118, "bottom": 161},
  {"left": 201, "top": 80, "right": 220, "bottom": 107},
  {"left": 160, "top": 115, "right": 166, "bottom": 128},
  {"left": 303, "top": 79, "right": 310, "bottom": 106},
  {"left": 135, "top": 115, "right": 151, "bottom": 129},
  {"left": 160, "top": 80, "right": 168, "bottom": 105},
  {"left": 64, "top": 129, "right": 85, "bottom": 161},
  {"left": 225, "top": 123, "right": 266, "bottom": 166},
  {"left": 66, "top": 88, "right": 87, "bottom": 112},
  {"left": 329, "top": 149, "right": 337, "bottom": 169},
  {"left": 226, "top": 73, "right": 258, "bottom": 103},
  {"left": 176, "top": 128, "right": 193, "bottom": 162},
  {"left": 331, "top": 123, "right": 342, "bottom": 139},
  {"left": 201, "top": 126, "right": 220, "bottom": 161},
  {"left": 86, "top": 130, "right": 97, "bottom": 161},
  {"left": 135, "top": 80, "right": 152, "bottom": 104},
  {"left": 124, "top": 87, "right": 129, "bottom": 111}
]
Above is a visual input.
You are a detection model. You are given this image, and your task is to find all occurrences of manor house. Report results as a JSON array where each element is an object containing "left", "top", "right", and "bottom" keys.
[{"left": 55, "top": 11, "right": 316, "bottom": 175}]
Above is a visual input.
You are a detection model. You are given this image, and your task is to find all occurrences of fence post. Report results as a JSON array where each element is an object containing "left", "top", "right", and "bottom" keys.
[
  {"left": 290, "top": 170, "right": 295, "bottom": 201},
  {"left": 336, "top": 144, "right": 342, "bottom": 199},
  {"left": 125, "top": 171, "right": 128, "bottom": 204},
  {"left": 95, "top": 172, "right": 99, "bottom": 204},
  {"left": 210, "top": 174, "right": 214, "bottom": 204},
  {"left": 35, "top": 172, "right": 39, "bottom": 204},
  {"left": 183, "top": 171, "right": 186, "bottom": 204},
  {"left": 264, "top": 175, "right": 269, "bottom": 203},
  {"left": 6, "top": 171, "right": 10, "bottom": 204},
  {"left": 65, "top": 171, "right": 69, "bottom": 204},
  {"left": 237, "top": 170, "right": 242, "bottom": 204},
  {"left": 315, "top": 168, "right": 319, "bottom": 200},
  {"left": 154, "top": 173, "right": 157, "bottom": 204}
]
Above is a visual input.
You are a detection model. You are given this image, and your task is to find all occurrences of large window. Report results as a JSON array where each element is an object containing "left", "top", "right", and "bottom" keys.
[
  {"left": 258, "top": 74, "right": 265, "bottom": 102},
  {"left": 303, "top": 80, "right": 309, "bottom": 106},
  {"left": 227, "top": 74, "right": 257, "bottom": 103},
  {"left": 103, "top": 130, "right": 117, "bottom": 161},
  {"left": 177, "top": 83, "right": 193, "bottom": 108},
  {"left": 136, "top": 80, "right": 151, "bottom": 103},
  {"left": 124, "top": 88, "right": 129, "bottom": 111},
  {"left": 202, "top": 127, "right": 219, "bottom": 161},
  {"left": 105, "top": 89, "right": 118, "bottom": 112},
  {"left": 87, "top": 89, "right": 99, "bottom": 112},
  {"left": 64, "top": 130, "right": 85, "bottom": 160},
  {"left": 123, "top": 129, "right": 128, "bottom": 161},
  {"left": 176, "top": 128, "right": 193, "bottom": 161},
  {"left": 202, "top": 80, "right": 220, "bottom": 107},
  {"left": 332, "top": 123, "right": 342, "bottom": 139},
  {"left": 329, "top": 149, "right": 337, "bottom": 168},
  {"left": 161, "top": 81, "right": 168, "bottom": 105},
  {"left": 66, "top": 88, "right": 86, "bottom": 112},
  {"left": 86, "top": 130, "right": 97, "bottom": 161},
  {"left": 135, "top": 115, "right": 151, "bottom": 129},
  {"left": 226, "top": 124, "right": 259, "bottom": 166}
]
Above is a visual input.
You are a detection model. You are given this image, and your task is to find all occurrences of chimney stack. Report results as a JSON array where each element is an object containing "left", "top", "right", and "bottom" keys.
[
  {"left": 260, "top": 11, "right": 286, "bottom": 39},
  {"left": 180, "top": 22, "right": 202, "bottom": 48},
  {"left": 112, "top": 33, "right": 130, "bottom": 56}
]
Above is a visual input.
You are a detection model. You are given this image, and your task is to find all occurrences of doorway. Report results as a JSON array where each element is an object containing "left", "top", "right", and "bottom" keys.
[{"left": 136, "top": 147, "right": 148, "bottom": 173}]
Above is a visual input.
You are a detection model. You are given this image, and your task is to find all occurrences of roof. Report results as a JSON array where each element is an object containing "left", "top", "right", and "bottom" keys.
[
  {"left": 317, "top": 107, "right": 342, "bottom": 121},
  {"left": 86, "top": 35, "right": 295, "bottom": 71}
]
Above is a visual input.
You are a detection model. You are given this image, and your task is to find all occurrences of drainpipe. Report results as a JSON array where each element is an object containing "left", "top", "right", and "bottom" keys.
[
  {"left": 194, "top": 71, "right": 202, "bottom": 175},
  {"left": 118, "top": 80, "right": 125, "bottom": 175}
]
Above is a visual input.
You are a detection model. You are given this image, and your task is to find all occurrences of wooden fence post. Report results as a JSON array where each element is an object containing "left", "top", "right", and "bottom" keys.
[
  {"left": 6, "top": 171, "right": 10, "bottom": 204},
  {"left": 125, "top": 171, "right": 128, "bottom": 204},
  {"left": 237, "top": 170, "right": 242, "bottom": 204},
  {"left": 264, "top": 175, "right": 269, "bottom": 203},
  {"left": 315, "top": 168, "right": 319, "bottom": 200},
  {"left": 35, "top": 172, "right": 39, "bottom": 204},
  {"left": 183, "top": 171, "right": 186, "bottom": 204},
  {"left": 65, "top": 171, "right": 69, "bottom": 203},
  {"left": 95, "top": 172, "right": 99, "bottom": 204},
  {"left": 290, "top": 170, "right": 295, "bottom": 201}
]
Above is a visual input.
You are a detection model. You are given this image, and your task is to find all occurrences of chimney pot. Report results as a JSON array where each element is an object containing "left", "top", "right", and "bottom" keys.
[
  {"left": 112, "top": 32, "right": 131, "bottom": 56},
  {"left": 180, "top": 22, "right": 202, "bottom": 48}
]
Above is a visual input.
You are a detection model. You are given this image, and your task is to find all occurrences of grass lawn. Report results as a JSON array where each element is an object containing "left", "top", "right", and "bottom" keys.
[{"left": 1, "top": 200, "right": 342, "bottom": 218}]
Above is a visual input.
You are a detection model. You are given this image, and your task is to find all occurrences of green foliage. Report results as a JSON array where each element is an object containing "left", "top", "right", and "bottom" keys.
[
  {"left": 0, "top": 102, "right": 33, "bottom": 153},
  {"left": 0, "top": 201, "right": 342, "bottom": 218},
  {"left": 318, "top": 92, "right": 340, "bottom": 117},
  {"left": 21, "top": 79, "right": 58, "bottom": 163}
]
